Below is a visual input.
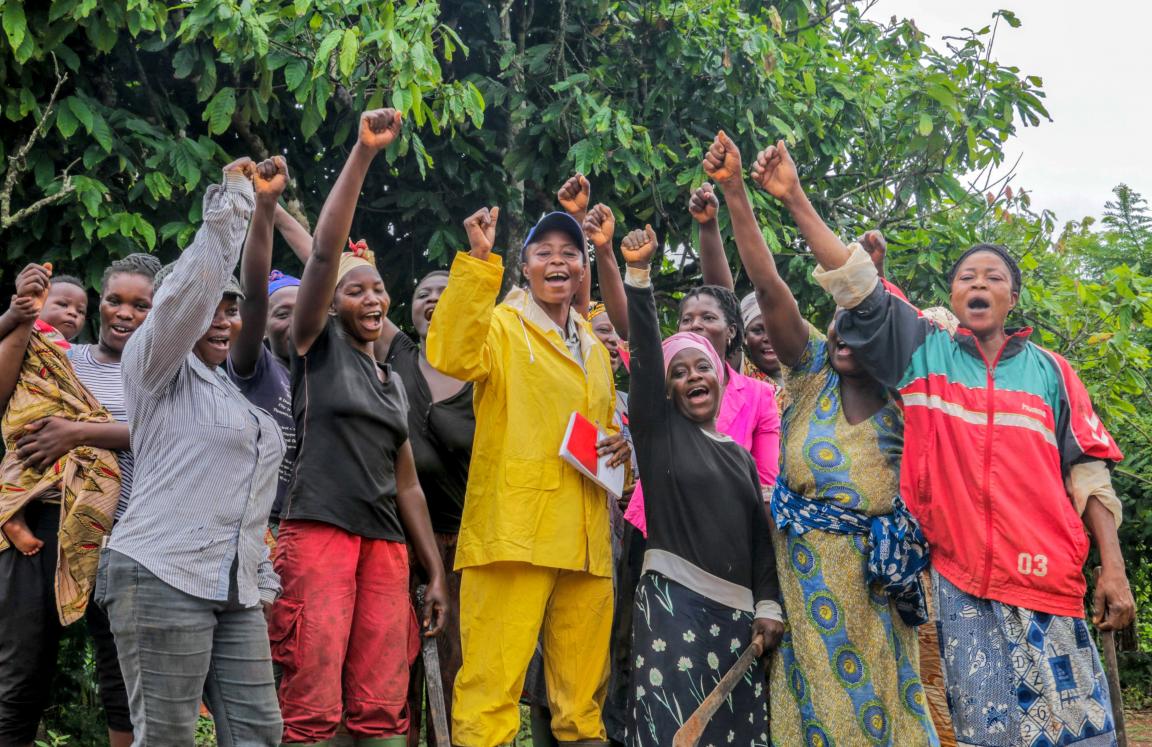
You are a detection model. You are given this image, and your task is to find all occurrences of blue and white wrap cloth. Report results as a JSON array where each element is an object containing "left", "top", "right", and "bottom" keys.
[{"left": 770, "top": 481, "right": 930, "bottom": 626}]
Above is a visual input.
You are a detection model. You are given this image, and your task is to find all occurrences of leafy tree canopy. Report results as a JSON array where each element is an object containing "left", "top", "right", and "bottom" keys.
[{"left": 2, "top": 1, "right": 1151, "bottom": 629}]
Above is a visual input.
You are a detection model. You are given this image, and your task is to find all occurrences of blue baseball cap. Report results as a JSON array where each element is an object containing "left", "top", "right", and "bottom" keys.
[{"left": 520, "top": 212, "right": 586, "bottom": 263}]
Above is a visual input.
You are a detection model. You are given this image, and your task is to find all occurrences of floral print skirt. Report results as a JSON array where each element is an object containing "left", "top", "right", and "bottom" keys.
[{"left": 626, "top": 571, "right": 769, "bottom": 746}]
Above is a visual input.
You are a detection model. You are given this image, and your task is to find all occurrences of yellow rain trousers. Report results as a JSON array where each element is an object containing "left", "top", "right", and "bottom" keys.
[
  {"left": 454, "top": 562, "right": 613, "bottom": 745},
  {"left": 426, "top": 252, "right": 618, "bottom": 746}
]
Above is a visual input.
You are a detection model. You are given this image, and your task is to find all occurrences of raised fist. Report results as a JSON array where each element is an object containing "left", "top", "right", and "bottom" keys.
[
  {"left": 358, "top": 109, "right": 403, "bottom": 151},
  {"left": 750, "top": 140, "right": 801, "bottom": 203},
  {"left": 582, "top": 204, "right": 615, "bottom": 249},
  {"left": 222, "top": 157, "right": 255, "bottom": 177},
  {"left": 688, "top": 182, "right": 719, "bottom": 224},
  {"left": 252, "top": 156, "right": 289, "bottom": 200},
  {"left": 702, "top": 131, "right": 742, "bottom": 185},
  {"left": 463, "top": 207, "right": 500, "bottom": 258},
  {"left": 557, "top": 173, "right": 591, "bottom": 220},
  {"left": 14, "top": 262, "right": 52, "bottom": 312},
  {"left": 620, "top": 225, "right": 659, "bottom": 268},
  {"left": 860, "top": 230, "right": 887, "bottom": 277}
]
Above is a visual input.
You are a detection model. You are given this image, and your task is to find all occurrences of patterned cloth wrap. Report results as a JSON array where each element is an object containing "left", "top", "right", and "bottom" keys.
[
  {"left": 771, "top": 479, "right": 929, "bottom": 626},
  {"left": 0, "top": 326, "right": 121, "bottom": 625}
]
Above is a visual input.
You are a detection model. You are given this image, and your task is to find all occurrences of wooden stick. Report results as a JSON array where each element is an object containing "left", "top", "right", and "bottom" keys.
[
  {"left": 672, "top": 634, "right": 764, "bottom": 747},
  {"left": 1093, "top": 567, "right": 1128, "bottom": 747},
  {"left": 416, "top": 584, "right": 451, "bottom": 747},
  {"left": 1101, "top": 629, "right": 1128, "bottom": 747}
]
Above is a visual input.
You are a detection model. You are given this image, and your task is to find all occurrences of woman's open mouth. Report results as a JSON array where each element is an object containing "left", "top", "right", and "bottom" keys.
[
  {"left": 361, "top": 310, "right": 383, "bottom": 329},
  {"left": 686, "top": 385, "right": 710, "bottom": 402},
  {"left": 544, "top": 271, "right": 570, "bottom": 287},
  {"left": 967, "top": 297, "right": 991, "bottom": 311}
]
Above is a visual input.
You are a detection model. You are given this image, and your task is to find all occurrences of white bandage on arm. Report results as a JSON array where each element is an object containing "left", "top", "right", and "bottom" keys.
[
  {"left": 625, "top": 265, "right": 652, "bottom": 289},
  {"left": 755, "top": 599, "right": 784, "bottom": 623},
  {"left": 811, "top": 243, "right": 878, "bottom": 310},
  {"left": 1066, "top": 459, "right": 1123, "bottom": 527}
]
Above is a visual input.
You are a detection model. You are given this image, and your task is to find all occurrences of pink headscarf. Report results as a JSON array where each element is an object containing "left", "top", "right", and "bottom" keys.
[{"left": 661, "top": 331, "right": 724, "bottom": 389}]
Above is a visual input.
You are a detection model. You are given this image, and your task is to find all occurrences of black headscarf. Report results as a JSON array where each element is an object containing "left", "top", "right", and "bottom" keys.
[{"left": 946, "top": 243, "right": 1021, "bottom": 293}]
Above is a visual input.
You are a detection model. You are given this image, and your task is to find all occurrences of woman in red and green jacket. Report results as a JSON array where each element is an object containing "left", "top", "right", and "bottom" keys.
[{"left": 749, "top": 138, "right": 1134, "bottom": 747}]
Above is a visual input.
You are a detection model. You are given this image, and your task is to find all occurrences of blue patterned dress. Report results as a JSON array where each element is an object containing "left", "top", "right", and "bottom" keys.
[{"left": 770, "top": 328, "right": 939, "bottom": 746}]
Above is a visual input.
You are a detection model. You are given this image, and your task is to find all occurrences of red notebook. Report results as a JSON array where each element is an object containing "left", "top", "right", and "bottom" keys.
[{"left": 558, "top": 412, "right": 626, "bottom": 498}]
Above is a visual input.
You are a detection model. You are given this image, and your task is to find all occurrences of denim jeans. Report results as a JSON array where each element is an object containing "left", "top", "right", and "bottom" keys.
[{"left": 97, "top": 549, "right": 281, "bottom": 746}]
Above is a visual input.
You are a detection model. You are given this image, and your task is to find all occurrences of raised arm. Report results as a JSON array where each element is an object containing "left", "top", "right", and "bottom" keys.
[
  {"left": 232, "top": 157, "right": 289, "bottom": 377},
  {"left": 125, "top": 162, "right": 255, "bottom": 394},
  {"left": 583, "top": 203, "right": 629, "bottom": 340},
  {"left": 702, "top": 132, "right": 807, "bottom": 368},
  {"left": 293, "top": 109, "right": 401, "bottom": 355},
  {"left": 619, "top": 225, "right": 666, "bottom": 433},
  {"left": 0, "top": 294, "right": 38, "bottom": 341},
  {"left": 425, "top": 207, "right": 503, "bottom": 382},
  {"left": 558, "top": 174, "right": 592, "bottom": 314},
  {"left": 749, "top": 139, "right": 852, "bottom": 272},
  {"left": 274, "top": 203, "right": 314, "bottom": 265},
  {"left": 689, "top": 183, "right": 734, "bottom": 290},
  {"left": 0, "top": 266, "right": 44, "bottom": 413},
  {"left": 585, "top": 205, "right": 630, "bottom": 340}
]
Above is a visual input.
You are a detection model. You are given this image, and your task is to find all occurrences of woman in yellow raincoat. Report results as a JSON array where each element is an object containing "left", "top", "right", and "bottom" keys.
[{"left": 427, "top": 206, "right": 628, "bottom": 747}]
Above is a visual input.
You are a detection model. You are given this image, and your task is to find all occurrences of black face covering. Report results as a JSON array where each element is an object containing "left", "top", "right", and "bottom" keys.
[{"left": 947, "top": 244, "right": 1021, "bottom": 293}]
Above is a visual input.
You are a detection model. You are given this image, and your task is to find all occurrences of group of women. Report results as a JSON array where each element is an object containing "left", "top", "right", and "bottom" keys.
[{"left": 0, "top": 107, "right": 1136, "bottom": 747}]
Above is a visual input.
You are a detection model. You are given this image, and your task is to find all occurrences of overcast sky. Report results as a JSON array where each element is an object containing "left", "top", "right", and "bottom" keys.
[{"left": 871, "top": 1, "right": 1152, "bottom": 225}]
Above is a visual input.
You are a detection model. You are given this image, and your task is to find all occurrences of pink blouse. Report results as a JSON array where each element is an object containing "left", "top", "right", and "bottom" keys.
[{"left": 623, "top": 363, "right": 780, "bottom": 536}]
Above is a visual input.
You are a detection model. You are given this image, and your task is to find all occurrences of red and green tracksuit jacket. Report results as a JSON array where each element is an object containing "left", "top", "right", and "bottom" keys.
[{"left": 836, "top": 283, "right": 1122, "bottom": 618}]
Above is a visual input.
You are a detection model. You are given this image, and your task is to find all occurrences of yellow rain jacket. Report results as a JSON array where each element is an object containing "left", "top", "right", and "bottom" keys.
[{"left": 426, "top": 251, "right": 617, "bottom": 578}]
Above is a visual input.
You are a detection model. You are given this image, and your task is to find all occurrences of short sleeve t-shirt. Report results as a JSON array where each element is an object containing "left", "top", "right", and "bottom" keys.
[
  {"left": 227, "top": 345, "right": 296, "bottom": 520},
  {"left": 386, "top": 333, "right": 475, "bottom": 534},
  {"left": 68, "top": 345, "right": 133, "bottom": 519},
  {"left": 284, "top": 317, "right": 409, "bottom": 540}
]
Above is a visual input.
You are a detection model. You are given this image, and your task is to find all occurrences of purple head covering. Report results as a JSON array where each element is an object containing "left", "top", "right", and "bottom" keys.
[{"left": 268, "top": 270, "right": 300, "bottom": 297}]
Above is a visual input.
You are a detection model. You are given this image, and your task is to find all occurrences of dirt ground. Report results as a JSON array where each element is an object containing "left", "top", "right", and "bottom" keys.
[{"left": 1129, "top": 708, "right": 1152, "bottom": 746}]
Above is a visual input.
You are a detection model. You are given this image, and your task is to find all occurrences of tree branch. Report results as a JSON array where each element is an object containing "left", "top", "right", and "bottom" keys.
[{"left": 0, "top": 56, "right": 76, "bottom": 231}]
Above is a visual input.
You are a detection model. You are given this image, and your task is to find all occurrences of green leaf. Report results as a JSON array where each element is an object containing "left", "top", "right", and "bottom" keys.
[
  {"left": 195, "top": 59, "right": 217, "bottom": 102},
  {"left": 66, "top": 97, "right": 95, "bottom": 133},
  {"left": 90, "top": 111, "right": 113, "bottom": 152},
  {"left": 292, "top": 0, "right": 310, "bottom": 15},
  {"left": 996, "top": 10, "right": 1022, "bottom": 28},
  {"left": 300, "top": 105, "right": 322, "bottom": 139},
  {"left": 924, "top": 84, "right": 957, "bottom": 112},
  {"left": 284, "top": 58, "right": 308, "bottom": 91},
  {"left": 56, "top": 103, "right": 80, "bottom": 138},
  {"left": 917, "top": 113, "right": 933, "bottom": 137},
  {"left": 204, "top": 87, "right": 236, "bottom": 135},
  {"left": 172, "top": 46, "right": 197, "bottom": 79},
  {"left": 145, "top": 172, "right": 173, "bottom": 200},
  {"left": 314, "top": 29, "right": 342, "bottom": 77},
  {"left": 338, "top": 29, "right": 359, "bottom": 79},
  {"left": 135, "top": 215, "right": 157, "bottom": 250},
  {"left": 2, "top": 1, "right": 27, "bottom": 52}
]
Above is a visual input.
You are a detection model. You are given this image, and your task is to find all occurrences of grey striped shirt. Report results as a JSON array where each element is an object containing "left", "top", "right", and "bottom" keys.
[
  {"left": 111, "top": 173, "right": 285, "bottom": 607},
  {"left": 69, "top": 344, "right": 134, "bottom": 520}
]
